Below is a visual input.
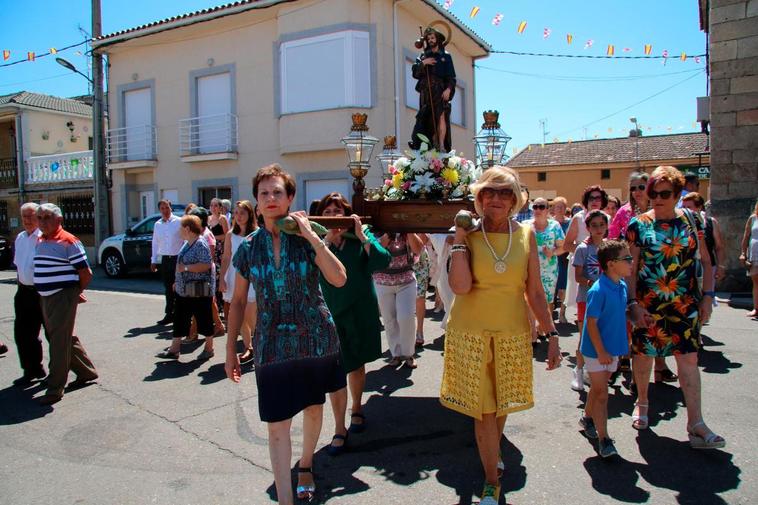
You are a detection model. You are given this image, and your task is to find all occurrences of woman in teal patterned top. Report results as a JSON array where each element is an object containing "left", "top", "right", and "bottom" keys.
[{"left": 225, "top": 164, "right": 347, "bottom": 504}]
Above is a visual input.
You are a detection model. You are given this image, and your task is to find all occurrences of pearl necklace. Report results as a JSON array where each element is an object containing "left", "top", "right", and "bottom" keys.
[{"left": 480, "top": 216, "right": 513, "bottom": 274}]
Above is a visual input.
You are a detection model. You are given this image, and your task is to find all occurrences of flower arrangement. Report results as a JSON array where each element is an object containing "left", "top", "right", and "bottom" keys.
[{"left": 379, "top": 134, "right": 480, "bottom": 201}]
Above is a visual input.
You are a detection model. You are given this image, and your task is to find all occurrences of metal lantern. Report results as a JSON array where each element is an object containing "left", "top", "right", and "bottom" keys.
[
  {"left": 341, "top": 113, "right": 379, "bottom": 196},
  {"left": 473, "top": 110, "right": 512, "bottom": 169},
  {"left": 375, "top": 135, "right": 401, "bottom": 178}
]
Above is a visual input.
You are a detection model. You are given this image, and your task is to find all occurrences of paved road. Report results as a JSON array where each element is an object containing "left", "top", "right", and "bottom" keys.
[{"left": 0, "top": 272, "right": 755, "bottom": 504}]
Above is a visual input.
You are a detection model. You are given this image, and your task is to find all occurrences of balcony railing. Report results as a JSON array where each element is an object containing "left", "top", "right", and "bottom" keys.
[
  {"left": 178, "top": 113, "right": 238, "bottom": 156},
  {"left": 0, "top": 157, "right": 18, "bottom": 188},
  {"left": 107, "top": 124, "right": 157, "bottom": 164},
  {"left": 26, "top": 151, "right": 93, "bottom": 185}
]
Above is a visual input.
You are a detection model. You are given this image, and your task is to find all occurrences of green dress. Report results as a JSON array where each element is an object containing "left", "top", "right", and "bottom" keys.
[{"left": 320, "top": 234, "right": 391, "bottom": 373}]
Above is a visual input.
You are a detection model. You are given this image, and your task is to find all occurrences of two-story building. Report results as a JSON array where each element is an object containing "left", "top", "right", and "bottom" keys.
[
  {"left": 92, "top": 0, "right": 490, "bottom": 230},
  {"left": 0, "top": 91, "right": 95, "bottom": 253}
]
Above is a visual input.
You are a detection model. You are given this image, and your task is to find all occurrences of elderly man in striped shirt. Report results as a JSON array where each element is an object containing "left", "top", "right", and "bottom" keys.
[{"left": 34, "top": 203, "right": 98, "bottom": 406}]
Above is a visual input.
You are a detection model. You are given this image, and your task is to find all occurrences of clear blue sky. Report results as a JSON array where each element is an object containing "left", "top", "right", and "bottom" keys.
[{"left": 1, "top": 0, "right": 707, "bottom": 154}]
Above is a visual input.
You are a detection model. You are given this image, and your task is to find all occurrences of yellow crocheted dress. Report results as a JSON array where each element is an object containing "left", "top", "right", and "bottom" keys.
[{"left": 440, "top": 224, "right": 534, "bottom": 420}]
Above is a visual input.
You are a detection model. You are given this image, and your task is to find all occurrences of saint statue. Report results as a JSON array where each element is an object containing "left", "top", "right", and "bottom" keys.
[{"left": 409, "top": 26, "right": 457, "bottom": 153}]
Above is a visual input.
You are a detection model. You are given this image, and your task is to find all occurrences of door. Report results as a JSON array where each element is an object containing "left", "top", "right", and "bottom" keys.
[
  {"left": 123, "top": 215, "right": 156, "bottom": 268},
  {"left": 304, "top": 179, "right": 350, "bottom": 213},
  {"left": 139, "top": 191, "right": 155, "bottom": 221},
  {"left": 124, "top": 87, "right": 152, "bottom": 161},
  {"left": 197, "top": 73, "right": 231, "bottom": 153}
]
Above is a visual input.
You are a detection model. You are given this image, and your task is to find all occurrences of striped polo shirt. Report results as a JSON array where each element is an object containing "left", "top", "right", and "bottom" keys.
[{"left": 34, "top": 227, "right": 89, "bottom": 296}]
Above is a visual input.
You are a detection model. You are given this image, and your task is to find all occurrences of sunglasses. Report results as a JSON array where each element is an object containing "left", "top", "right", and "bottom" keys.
[
  {"left": 532, "top": 204, "right": 548, "bottom": 210},
  {"left": 649, "top": 189, "right": 674, "bottom": 200},
  {"left": 612, "top": 255, "right": 634, "bottom": 264},
  {"left": 588, "top": 195, "right": 603, "bottom": 201},
  {"left": 630, "top": 184, "right": 646, "bottom": 192},
  {"left": 480, "top": 187, "right": 514, "bottom": 198}
]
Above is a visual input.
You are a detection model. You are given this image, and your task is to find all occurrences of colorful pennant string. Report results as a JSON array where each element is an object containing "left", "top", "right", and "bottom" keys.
[
  {"left": 492, "top": 13, "right": 503, "bottom": 26},
  {"left": 517, "top": 21, "right": 527, "bottom": 34},
  {"left": 470, "top": 6, "right": 480, "bottom": 18}
]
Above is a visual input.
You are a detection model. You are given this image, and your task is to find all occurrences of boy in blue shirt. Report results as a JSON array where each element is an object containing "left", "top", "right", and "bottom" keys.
[{"left": 578, "top": 240, "right": 633, "bottom": 458}]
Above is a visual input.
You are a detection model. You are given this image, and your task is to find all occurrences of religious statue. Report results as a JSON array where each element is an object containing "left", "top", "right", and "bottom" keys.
[{"left": 409, "top": 25, "right": 457, "bottom": 153}]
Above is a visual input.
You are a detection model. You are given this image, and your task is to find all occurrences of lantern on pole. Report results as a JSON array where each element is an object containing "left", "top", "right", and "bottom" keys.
[
  {"left": 342, "top": 113, "right": 379, "bottom": 199},
  {"left": 375, "top": 135, "right": 401, "bottom": 178},
  {"left": 473, "top": 110, "right": 511, "bottom": 169}
]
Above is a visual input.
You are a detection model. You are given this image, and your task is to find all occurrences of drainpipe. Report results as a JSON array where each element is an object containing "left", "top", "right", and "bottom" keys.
[
  {"left": 14, "top": 111, "right": 25, "bottom": 200},
  {"left": 393, "top": 0, "right": 412, "bottom": 142}
]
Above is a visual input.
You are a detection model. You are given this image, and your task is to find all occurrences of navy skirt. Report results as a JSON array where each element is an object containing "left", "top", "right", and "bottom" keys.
[{"left": 255, "top": 353, "right": 346, "bottom": 423}]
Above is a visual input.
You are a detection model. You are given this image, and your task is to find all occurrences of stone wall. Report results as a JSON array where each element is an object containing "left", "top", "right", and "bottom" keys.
[{"left": 708, "top": 0, "right": 758, "bottom": 291}]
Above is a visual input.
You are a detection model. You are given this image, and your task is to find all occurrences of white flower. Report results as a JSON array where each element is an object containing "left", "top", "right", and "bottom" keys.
[
  {"left": 395, "top": 157, "right": 411, "bottom": 170},
  {"left": 410, "top": 172, "right": 436, "bottom": 193},
  {"left": 411, "top": 155, "right": 428, "bottom": 174},
  {"left": 447, "top": 156, "right": 461, "bottom": 169},
  {"left": 420, "top": 142, "right": 429, "bottom": 153},
  {"left": 451, "top": 186, "right": 465, "bottom": 198}
]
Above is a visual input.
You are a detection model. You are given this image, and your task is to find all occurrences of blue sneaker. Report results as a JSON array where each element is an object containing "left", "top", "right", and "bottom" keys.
[
  {"left": 579, "top": 416, "right": 598, "bottom": 439},
  {"left": 598, "top": 437, "right": 618, "bottom": 458}
]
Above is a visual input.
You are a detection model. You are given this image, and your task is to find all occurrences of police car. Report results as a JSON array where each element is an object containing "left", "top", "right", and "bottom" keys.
[{"left": 98, "top": 204, "right": 184, "bottom": 278}]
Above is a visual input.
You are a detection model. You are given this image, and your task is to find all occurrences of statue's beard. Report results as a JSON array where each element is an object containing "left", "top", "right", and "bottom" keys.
[{"left": 427, "top": 41, "right": 439, "bottom": 51}]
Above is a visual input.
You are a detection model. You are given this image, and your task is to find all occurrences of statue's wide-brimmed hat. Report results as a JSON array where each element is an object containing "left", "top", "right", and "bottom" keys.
[{"left": 424, "top": 21, "right": 452, "bottom": 47}]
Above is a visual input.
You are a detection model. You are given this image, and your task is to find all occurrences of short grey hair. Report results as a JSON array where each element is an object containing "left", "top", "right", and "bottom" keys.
[
  {"left": 221, "top": 199, "right": 232, "bottom": 212},
  {"left": 20, "top": 202, "right": 40, "bottom": 213},
  {"left": 37, "top": 203, "right": 63, "bottom": 218}
]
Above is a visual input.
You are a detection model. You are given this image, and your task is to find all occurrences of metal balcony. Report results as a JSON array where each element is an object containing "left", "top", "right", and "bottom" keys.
[
  {"left": 178, "top": 113, "right": 238, "bottom": 157},
  {"left": 0, "top": 157, "right": 18, "bottom": 188},
  {"left": 107, "top": 124, "right": 157, "bottom": 164},
  {"left": 26, "top": 151, "right": 94, "bottom": 185}
]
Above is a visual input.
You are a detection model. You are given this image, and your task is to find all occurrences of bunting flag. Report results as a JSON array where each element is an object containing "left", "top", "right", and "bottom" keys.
[
  {"left": 680, "top": 51, "right": 687, "bottom": 61},
  {"left": 49, "top": 47, "right": 57, "bottom": 55},
  {"left": 584, "top": 39, "right": 594, "bottom": 49},
  {"left": 2, "top": 50, "right": 9, "bottom": 61},
  {"left": 517, "top": 21, "right": 527, "bottom": 34},
  {"left": 470, "top": 6, "right": 480, "bottom": 18},
  {"left": 623, "top": 47, "right": 632, "bottom": 52},
  {"left": 492, "top": 13, "right": 503, "bottom": 26},
  {"left": 644, "top": 44, "right": 652, "bottom": 55},
  {"left": 695, "top": 56, "right": 701, "bottom": 64},
  {"left": 607, "top": 45, "right": 615, "bottom": 56},
  {"left": 443, "top": 0, "right": 453, "bottom": 10},
  {"left": 543, "top": 28, "right": 551, "bottom": 39},
  {"left": 27, "top": 52, "right": 35, "bottom": 61},
  {"left": 662, "top": 49, "right": 669, "bottom": 58},
  {"left": 566, "top": 33, "right": 573, "bottom": 45}
]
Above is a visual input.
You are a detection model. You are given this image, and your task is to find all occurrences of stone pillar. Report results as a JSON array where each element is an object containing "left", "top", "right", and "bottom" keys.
[{"left": 708, "top": 0, "right": 758, "bottom": 291}]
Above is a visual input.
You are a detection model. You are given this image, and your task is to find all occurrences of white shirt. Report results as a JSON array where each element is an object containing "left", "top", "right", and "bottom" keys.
[
  {"left": 151, "top": 214, "right": 183, "bottom": 263},
  {"left": 14, "top": 228, "right": 42, "bottom": 286}
]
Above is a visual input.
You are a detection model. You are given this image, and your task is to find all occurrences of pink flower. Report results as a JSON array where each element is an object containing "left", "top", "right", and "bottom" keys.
[
  {"left": 384, "top": 179, "right": 392, "bottom": 186},
  {"left": 389, "top": 166, "right": 396, "bottom": 175},
  {"left": 402, "top": 181, "right": 412, "bottom": 190}
]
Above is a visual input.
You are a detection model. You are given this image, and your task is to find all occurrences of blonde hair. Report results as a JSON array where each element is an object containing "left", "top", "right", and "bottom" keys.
[{"left": 470, "top": 166, "right": 526, "bottom": 218}]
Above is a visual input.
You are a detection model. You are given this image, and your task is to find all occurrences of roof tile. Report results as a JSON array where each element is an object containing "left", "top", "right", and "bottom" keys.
[{"left": 0, "top": 91, "right": 92, "bottom": 116}]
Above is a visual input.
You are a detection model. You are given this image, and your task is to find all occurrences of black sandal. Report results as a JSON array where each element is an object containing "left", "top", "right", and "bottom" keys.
[
  {"left": 349, "top": 412, "right": 366, "bottom": 433},
  {"left": 296, "top": 466, "right": 316, "bottom": 501},
  {"left": 655, "top": 368, "right": 678, "bottom": 383},
  {"left": 327, "top": 433, "right": 348, "bottom": 456}
]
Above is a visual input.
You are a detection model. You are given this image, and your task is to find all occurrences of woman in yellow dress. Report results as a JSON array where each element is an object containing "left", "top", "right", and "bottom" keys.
[{"left": 443, "top": 166, "right": 562, "bottom": 505}]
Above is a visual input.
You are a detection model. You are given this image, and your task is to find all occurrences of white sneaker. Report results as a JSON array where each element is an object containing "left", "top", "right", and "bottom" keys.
[{"left": 571, "top": 367, "right": 585, "bottom": 392}]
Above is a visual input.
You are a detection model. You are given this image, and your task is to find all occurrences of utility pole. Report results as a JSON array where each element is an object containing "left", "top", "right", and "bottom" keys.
[
  {"left": 92, "top": 0, "right": 110, "bottom": 253},
  {"left": 539, "top": 118, "right": 549, "bottom": 145}
]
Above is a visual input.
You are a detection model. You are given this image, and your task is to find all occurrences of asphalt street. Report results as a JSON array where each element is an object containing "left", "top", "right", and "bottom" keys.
[{"left": 0, "top": 269, "right": 755, "bottom": 505}]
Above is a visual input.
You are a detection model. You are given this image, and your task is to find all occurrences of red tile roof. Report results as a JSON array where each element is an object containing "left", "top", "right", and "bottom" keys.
[
  {"left": 0, "top": 91, "right": 92, "bottom": 116},
  {"left": 507, "top": 133, "right": 709, "bottom": 169}
]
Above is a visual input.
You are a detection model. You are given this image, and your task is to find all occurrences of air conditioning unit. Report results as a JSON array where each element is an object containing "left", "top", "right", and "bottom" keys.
[{"left": 697, "top": 96, "right": 710, "bottom": 122}]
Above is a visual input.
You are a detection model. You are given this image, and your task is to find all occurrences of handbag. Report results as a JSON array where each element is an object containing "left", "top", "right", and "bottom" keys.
[{"left": 179, "top": 239, "right": 212, "bottom": 298}]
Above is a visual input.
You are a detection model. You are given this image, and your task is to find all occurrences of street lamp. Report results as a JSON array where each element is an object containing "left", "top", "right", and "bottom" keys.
[
  {"left": 375, "top": 135, "right": 401, "bottom": 178},
  {"left": 630, "top": 117, "right": 641, "bottom": 169},
  {"left": 342, "top": 113, "right": 378, "bottom": 203},
  {"left": 473, "top": 110, "right": 511, "bottom": 169},
  {"left": 55, "top": 57, "right": 92, "bottom": 83}
]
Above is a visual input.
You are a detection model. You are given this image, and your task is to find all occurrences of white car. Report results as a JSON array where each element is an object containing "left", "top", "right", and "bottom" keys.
[{"left": 98, "top": 205, "right": 184, "bottom": 278}]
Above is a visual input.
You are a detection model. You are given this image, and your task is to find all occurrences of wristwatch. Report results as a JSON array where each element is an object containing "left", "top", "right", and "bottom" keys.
[
  {"left": 548, "top": 330, "right": 559, "bottom": 338},
  {"left": 184, "top": 265, "right": 188, "bottom": 272}
]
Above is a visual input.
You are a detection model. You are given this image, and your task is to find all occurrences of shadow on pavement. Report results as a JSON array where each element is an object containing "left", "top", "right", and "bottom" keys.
[
  {"left": 264, "top": 395, "right": 527, "bottom": 505},
  {"left": 123, "top": 324, "right": 172, "bottom": 339},
  {"left": 0, "top": 383, "right": 54, "bottom": 424},
  {"left": 143, "top": 357, "right": 206, "bottom": 381},
  {"left": 699, "top": 335, "right": 743, "bottom": 375}
]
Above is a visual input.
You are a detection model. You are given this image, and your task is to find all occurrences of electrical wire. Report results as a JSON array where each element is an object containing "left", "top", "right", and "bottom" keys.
[
  {"left": 0, "top": 40, "right": 89, "bottom": 69},
  {"left": 0, "top": 72, "right": 74, "bottom": 89},
  {"left": 475, "top": 64, "right": 705, "bottom": 82},
  {"left": 491, "top": 49, "right": 706, "bottom": 60},
  {"left": 552, "top": 70, "right": 705, "bottom": 137}
]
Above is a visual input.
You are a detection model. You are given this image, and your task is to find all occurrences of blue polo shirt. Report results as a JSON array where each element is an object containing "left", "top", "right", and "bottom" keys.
[{"left": 579, "top": 273, "right": 629, "bottom": 358}]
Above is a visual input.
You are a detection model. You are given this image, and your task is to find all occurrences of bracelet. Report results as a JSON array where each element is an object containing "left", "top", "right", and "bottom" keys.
[
  {"left": 627, "top": 299, "right": 639, "bottom": 307},
  {"left": 451, "top": 244, "right": 468, "bottom": 252},
  {"left": 313, "top": 240, "right": 326, "bottom": 250},
  {"left": 548, "top": 330, "right": 559, "bottom": 338},
  {"left": 451, "top": 248, "right": 469, "bottom": 254},
  {"left": 702, "top": 290, "right": 715, "bottom": 297}
]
